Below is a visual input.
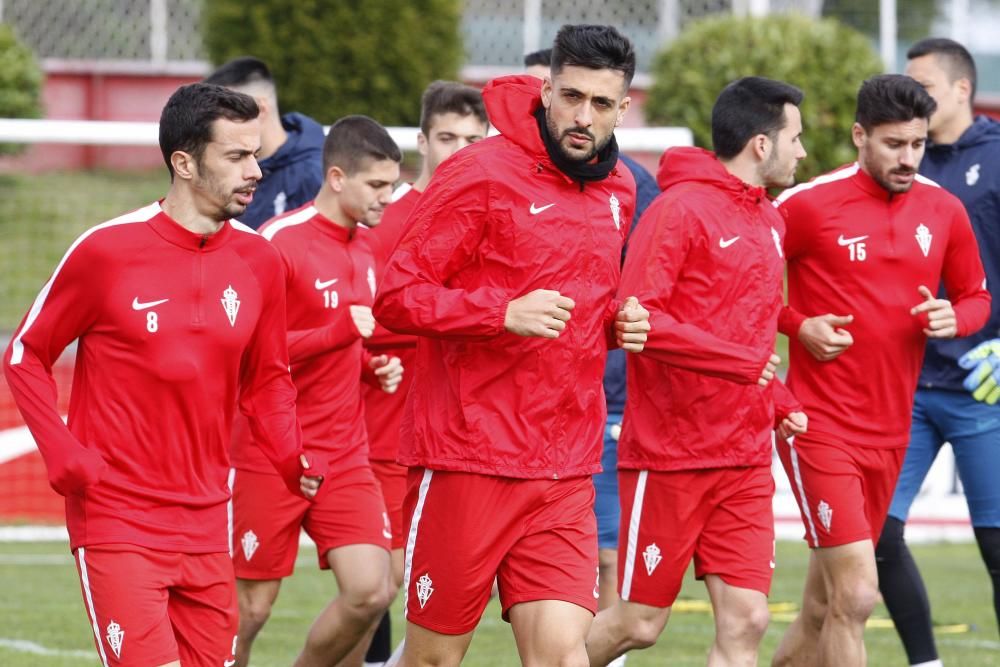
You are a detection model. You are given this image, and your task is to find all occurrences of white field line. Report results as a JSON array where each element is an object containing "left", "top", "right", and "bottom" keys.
[{"left": 0, "top": 638, "right": 93, "bottom": 660}]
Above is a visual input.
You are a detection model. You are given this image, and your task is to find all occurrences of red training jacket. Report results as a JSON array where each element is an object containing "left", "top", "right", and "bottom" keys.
[
  {"left": 364, "top": 184, "right": 421, "bottom": 462},
  {"left": 3, "top": 202, "right": 306, "bottom": 553},
  {"left": 777, "top": 164, "right": 990, "bottom": 448},
  {"left": 232, "top": 203, "right": 377, "bottom": 474},
  {"left": 374, "top": 75, "right": 636, "bottom": 479},
  {"left": 618, "top": 147, "right": 801, "bottom": 471}
]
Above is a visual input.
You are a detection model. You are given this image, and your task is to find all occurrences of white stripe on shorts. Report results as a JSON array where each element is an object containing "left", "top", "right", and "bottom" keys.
[
  {"left": 227, "top": 467, "right": 237, "bottom": 557},
  {"left": 77, "top": 547, "right": 110, "bottom": 667},
  {"left": 620, "top": 470, "right": 648, "bottom": 600},
  {"left": 788, "top": 438, "right": 819, "bottom": 545},
  {"left": 401, "top": 469, "right": 433, "bottom": 618}
]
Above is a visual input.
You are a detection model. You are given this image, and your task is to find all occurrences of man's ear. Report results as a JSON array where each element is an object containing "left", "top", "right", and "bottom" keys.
[
  {"left": 326, "top": 164, "right": 346, "bottom": 193},
  {"left": 171, "top": 151, "right": 197, "bottom": 181}
]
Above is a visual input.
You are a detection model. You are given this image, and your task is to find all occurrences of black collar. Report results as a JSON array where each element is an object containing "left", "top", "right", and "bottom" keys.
[{"left": 534, "top": 106, "right": 619, "bottom": 186}]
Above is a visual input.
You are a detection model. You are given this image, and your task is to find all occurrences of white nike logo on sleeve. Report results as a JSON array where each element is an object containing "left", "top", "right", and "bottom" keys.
[
  {"left": 719, "top": 236, "right": 740, "bottom": 248},
  {"left": 529, "top": 202, "right": 556, "bottom": 215},
  {"left": 837, "top": 234, "right": 870, "bottom": 246},
  {"left": 314, "top": 278, "right": 339, "bottom": 290},
  {"left": 131, "top": 297, "right": 169, "bottom": 310}
]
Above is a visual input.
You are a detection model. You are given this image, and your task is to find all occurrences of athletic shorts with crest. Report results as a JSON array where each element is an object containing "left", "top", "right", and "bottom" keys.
[
  {"left": 401, "top": 468, "right": 599, "bottom": 635},
  {"left": 617, "top": 466, "right": 776, "bottom": 607},
  {"left": 776, "top": 433, "right": 906, "bottom": 548},
  {"left": 232, "top": 465, "right": 391, "bottom": 579},
  {"left": 74, "top": 544, "right": 237, "bottom": 667}
]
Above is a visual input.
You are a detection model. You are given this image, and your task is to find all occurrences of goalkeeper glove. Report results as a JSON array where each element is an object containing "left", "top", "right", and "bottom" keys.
[{"left": 958, "top": 339, "right": 1000, "bottom": 405}]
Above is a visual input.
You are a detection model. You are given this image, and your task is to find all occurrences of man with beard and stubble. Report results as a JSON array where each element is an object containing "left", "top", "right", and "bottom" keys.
[
  {"left": 772, "top": 74, "right": 990, "bottom": 667},
  {"left": 3, "top": 83, "right": 321, "bottom": 667},
  {"left": 585, "top": 76, "right": 809, "bottom": 667},
  {"left": 877, "top": 38, "right": 1000, "bottom": 667},
  {"left": 374, "top": 24, "right": 650, "bottom": 667}
]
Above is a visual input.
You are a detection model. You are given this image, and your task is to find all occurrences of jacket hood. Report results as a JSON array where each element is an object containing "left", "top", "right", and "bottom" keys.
[
  {"left": 657, "top": 146, "right": 768, "bottom": 205},
  {"left": 262, "top": 112, "right": 326, "bottom": 172},
  {"left": 953, "top": 114, "right": 1000, "bottom": 149},
  {"left": 481, "top": 75, "right": 548, "bottom": 159}
]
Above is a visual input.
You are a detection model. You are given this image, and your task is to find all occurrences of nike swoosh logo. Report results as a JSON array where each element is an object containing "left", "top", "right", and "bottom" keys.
[
  {"left": 837, "top": 234, "right": 869, "bottom": 246},
  {"left": 224, "top": 661, "right": 236, "bottom": 667},
  {"left": 530, "top": 202, "right": 556, "bottom": 215},
  {"left": 382, "top": 529, "right": 393, "bottom": 539},
  {"left": 719, "top": 236, "right": 740, "bottom": 248},
  {"left": 131, "top": 297, "right": 169, "bottom": 310},
  {"left": 314, "top": 278, "right": 339, "bottom": 290}
]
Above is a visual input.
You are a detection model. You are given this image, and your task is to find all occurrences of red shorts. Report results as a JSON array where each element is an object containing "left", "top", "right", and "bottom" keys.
[
  {"left": 776, "top": 435, "right": 906, "bottom": 548},
  {"left": 617, "top": 466, "right": 775, "bottom": 607},
  {"left": 371, "top": 459, "right": 408, "bottom": 550},
  {"left": 74, "top": 544, "right": 237, "bottom": 667},
  {"left": 401, "top": 468, "right": 599, "bottom": 635},
  {"left": 232, "top": 465, "right": 390, "bottom": 579}
]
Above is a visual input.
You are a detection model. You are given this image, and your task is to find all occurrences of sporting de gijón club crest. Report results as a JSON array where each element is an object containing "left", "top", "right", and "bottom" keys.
[
  {"left": 221, "top": 285, "right": 240, "bottom": 327},
  {"left": 105, "top": 620, "right": 124, "bottom": 658}
]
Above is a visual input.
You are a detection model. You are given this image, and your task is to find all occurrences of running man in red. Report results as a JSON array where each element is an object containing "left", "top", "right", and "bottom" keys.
[
  {"left": 230, "top": 116, "right": 403, "bottom": 667},
  {"left": 374, "top": 24, "right": 650, "bottom": 667},
  {"left": 2, "top": 83, "right": 321, "bottom": 667},
  {"left": 362, "top": 81, "right": 488, "bottom": 666},
  {"left": 585, "top": 77, "right": 809, "bottom": 667},
  {"left": 772, "top": 75, "right": 991, "bottom": 667}
]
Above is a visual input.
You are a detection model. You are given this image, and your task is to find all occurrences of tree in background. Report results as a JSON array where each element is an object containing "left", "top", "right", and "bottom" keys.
[
  {"left": 202, "top": 0, "right": 464, "bottom": 126},
  {"left": 0, "top": 23, "right": 43, "bottom": 155},
  {"left": 646, "top": 13, "right": 882, "bottom": 180}
]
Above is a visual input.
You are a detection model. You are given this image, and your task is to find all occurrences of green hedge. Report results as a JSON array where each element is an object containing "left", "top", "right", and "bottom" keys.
[
  {"left": 646, "top": 13, "right": 883, "bottom": 180},
  {"left": 203, "top": 0, "right": 464, "bottom": 126},
  {"left": 0, "top": 24, "right": 43, "bottom": 155}
]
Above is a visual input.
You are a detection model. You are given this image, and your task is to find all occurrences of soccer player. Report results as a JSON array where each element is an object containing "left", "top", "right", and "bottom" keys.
[
  {"left": 523, "top": 49, "right": 661, "bottom": 625},
  {"left": 772, "top": 74, "right": 991, "bottom": 667},
  {"left": 205, "top": 56, "right": 325, "bottom": 229},
  {"left": 230, "top": 116, "right": 403, "bottom": 667},
  {"left": 2, "top": 82, "right": 321, "bottom": 667},
  {"left": 876, "top": 38, "right": 1000, "bottom": 667},
  {"left": 585, "top": 76, "right": 809, "bottom": 667},
  {"left": 373, "top": 24, "right": 650, "bottom": 667},
  {"left": 362, "top": 80, "right": 488, "bottom": 666}
]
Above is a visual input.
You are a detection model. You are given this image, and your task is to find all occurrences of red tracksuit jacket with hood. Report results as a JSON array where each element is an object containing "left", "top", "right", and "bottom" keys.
[
  {"left": 3, "top": 202, "right": 307, "bottom": 553},
  {"left": 374, "top": 75, "right": 636, "bottom": 479},
  {"left": 618, "top": 147, "right": 801, "bottom": 471}
]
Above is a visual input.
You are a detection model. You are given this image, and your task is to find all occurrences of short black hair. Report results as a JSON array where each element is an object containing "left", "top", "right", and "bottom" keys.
[
  {"left": 419, "top": 81, "right": 489, "bottom": 136},
  {"left": 159, "top": 82, "right": 259, "bottom": 179},
  {"left": 204, "top": 56, "right": 274, "bottom": 89},
  {"left": 907, "top": 37, "right": 978, "bottom": 100},
  {"left": 323, "top": 115, "right": 402, "bottom": 175},
  {"left": 711, "top": 77, "right": 804, "bottom": 160},
  {"left": 855, "top": 74, "right": 938, "bottom": 132},
  {"left": 551, "top": 25, "right": 636, "bottom": 88},
  {"left": 524, "top": 48, "right": 552, "bottom": 68}
]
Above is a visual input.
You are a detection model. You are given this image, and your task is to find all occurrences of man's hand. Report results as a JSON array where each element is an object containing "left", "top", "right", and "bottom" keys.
[
  {"left": 370, "top": 354, "right": 404, "bottom": 394},
  {"left": 350, "top": 305, "right": 376, "bottom": 338},
  {"left": 911, "top": 285, "right": 957, "bottom": 339},
  {"left": 616, "top": 296, "right": 650, "bottom": 353},
  {"left": 759, "top": 354, "right": 781, "bottom": 387},
  {"left": 777, "top": 411, "right": 808, "bottom": 441},
  {"left": 958, "top": 339, "right": 1000, "bottom": 404},
  {"left": 504, "top": 289, "right": 575, "bottom": 339},
  {"left": 798, "top": 313, "right": 854, "bottom": 361},
  {"left": 299, "top": 454, "right": 323, "bottom": 499}
]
